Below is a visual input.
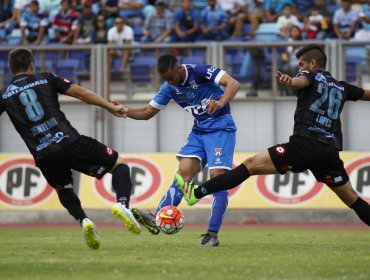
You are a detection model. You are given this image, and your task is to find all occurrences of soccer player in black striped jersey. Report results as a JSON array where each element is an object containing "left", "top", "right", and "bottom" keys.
[
  {"left": 0, "top": 48, "right": 141, "bottom": 249},
  {"left": 177, "top": 44, "right": 370, "bottom": 228}
]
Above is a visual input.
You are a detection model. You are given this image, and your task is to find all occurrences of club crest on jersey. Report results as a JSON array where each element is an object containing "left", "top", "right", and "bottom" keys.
[
  {"left": 189, "top": 80, "right": 198, "bottom": 89},
  {"left": 60, "top": 77, "right": 70, "bottom": 83},
  {"left": 274, "top": 145, "right": 286, "bottom": 155},
  {"left": 105, "top": 146, "right": 114, "bottom": 156},
  {"left": 214, "top": 148, "right": 222, "bottom": 157}
]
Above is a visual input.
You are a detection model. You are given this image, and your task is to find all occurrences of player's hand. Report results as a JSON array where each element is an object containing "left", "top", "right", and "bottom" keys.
[
  {"left": 275, "top": 71, "right": 293, "bottom": 86},
  {"left": 109, "top": 100, "right": 127, "bottom": 118},
  {"left": 208, "top": 100, "right": 225, "bottom": 115}
]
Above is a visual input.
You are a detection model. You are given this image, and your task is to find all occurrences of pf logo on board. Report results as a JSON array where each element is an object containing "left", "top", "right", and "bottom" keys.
[
  {"left": 256, "top": 170, "right": 324, "bottom": 206},
  {"left": 0, "top": 158, "right": 53, "bottom": 207},
  {"left": 95, "top": 157, "right": 162, "bottom": 205},
  {"left": 346, "top": 156, "right": 370, "bottom": 202}
]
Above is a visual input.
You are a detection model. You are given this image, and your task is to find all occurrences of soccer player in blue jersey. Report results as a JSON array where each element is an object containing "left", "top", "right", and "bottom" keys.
[{"left": 122, "top": 54, "right": 240, "bottom": 246}]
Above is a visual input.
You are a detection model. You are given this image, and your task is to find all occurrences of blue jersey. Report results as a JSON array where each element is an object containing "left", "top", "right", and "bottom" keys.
[{"left": 149, "top": 64, "right": 236, "bottom": 133}]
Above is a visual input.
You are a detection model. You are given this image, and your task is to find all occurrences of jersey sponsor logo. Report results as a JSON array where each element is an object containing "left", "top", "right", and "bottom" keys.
[
  {"left": 36, "top": 132, "right": 69, "bottom": 151},
  {"left": 191, "top": 163, "right": 242, "bottom": 206},
  {"left": 274, "top": 145, "right": 286, "bottom": 155},
  {"left": 94, "top": 157, "right": 162, "bottom": 205},
  {"left": 346, "top": 156, "right": 370, "bottom": 202},
  {"left": 255, "top": 171, "right": 324, "bottom": 206},
  {"left": 60, "top": 77, "right": 70, "bottom": 83},
  {"left": 105, "top": 147, "right": 114, "bottom": 156},
  {"left": 0, "top": 158, "right": 53, "bottom": 207},
  {"left": 2, "top": 79, "right": 48, "bottom": 99}
]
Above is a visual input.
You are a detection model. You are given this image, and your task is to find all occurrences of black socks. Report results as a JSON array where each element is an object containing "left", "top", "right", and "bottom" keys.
[
  {"left": 194, "top": 164, "right": 250, "bottom": 199},
  {"left": 350, "top": 197, "right": 370, "bottom": 226},
  {"left": 112, "top": 164, "right": 132, "bottom": 208},
  {"left": 57, "top": 188, "right": 87, "bottom": 224}
]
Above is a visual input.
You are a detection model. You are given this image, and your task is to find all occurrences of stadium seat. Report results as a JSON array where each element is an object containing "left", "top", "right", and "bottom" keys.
[
  {"left": 346, "top": 56, "right": 362, "bottom": 82},
  {"left": 129, "top": 56, "right": 156, "bottom": 84},
  {"left": 68, "top": 50, "right": 90, "bottom": 69},
  {"left": 7, "top": 28, "right": 21, "bottom": 45},
  {"left": 181, "top": 55, "right": 205, "bottom": 64},
  {"left": 255, "top": 23, "right": 282, "bottom": 42},
  {"left": 34, "top": 59, "right": 53, "bottom": 72},
  {"left": 54, "top": 59, "right": 80, "bottom": 82},
  {"left": 133, "top": 26, "right": 144, "bottom": 42}
]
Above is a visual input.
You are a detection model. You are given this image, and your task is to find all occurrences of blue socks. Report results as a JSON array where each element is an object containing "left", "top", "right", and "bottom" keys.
[
  {"left": 156, "top": 181, "right": 184, "bottom": 213},
  {"left": 208, "top": 190, "right": 228, "bottom": 232}
]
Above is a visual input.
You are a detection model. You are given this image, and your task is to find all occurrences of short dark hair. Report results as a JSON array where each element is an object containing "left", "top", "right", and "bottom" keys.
[
  {"left": 157, "top": 54, "right": 178, "bottom": 74},
  {"left": 8, "top": 48, "right": 34, "bottom": 75},
  {"left": 296, "top": 44, "right": 327, "bottom": 68}
]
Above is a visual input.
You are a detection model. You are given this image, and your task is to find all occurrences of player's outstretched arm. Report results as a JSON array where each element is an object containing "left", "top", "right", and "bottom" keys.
[
  {"left": 361, "top": 89, "right": 370, "bottom": 101},
  {"left": 125, "top": 104, "right": 160, "bottom": 120},
  {"left": 65, "top": 85, "right": 125, "bottom": 117},
  {"left": 275, "top": 71, "right": 309, "bottom": 89}
]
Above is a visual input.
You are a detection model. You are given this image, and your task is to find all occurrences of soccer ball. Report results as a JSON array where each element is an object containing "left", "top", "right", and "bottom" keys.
[{"left": 155, "top": 205, "right": 185, "bottom": 234}]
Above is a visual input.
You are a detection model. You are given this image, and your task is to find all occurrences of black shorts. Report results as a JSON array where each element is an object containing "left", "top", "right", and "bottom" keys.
[
  {"left": 268, "top": 135, "right": 349, "bottom": 188},
  {"left": 35, "top": 135, "right": 118, "bottom": 189}
]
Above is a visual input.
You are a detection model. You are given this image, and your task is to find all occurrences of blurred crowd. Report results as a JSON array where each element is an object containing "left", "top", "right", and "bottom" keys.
[{"left": 1, "top": 0, "right": 370, "bottom": 47}]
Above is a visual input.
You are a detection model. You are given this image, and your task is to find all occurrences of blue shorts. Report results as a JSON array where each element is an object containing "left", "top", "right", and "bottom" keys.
[{"left": 176, "top": 130, "right": 236, "bottom": 170}]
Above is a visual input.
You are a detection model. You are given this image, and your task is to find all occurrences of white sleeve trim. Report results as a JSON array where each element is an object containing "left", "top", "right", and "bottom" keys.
[
  {"left": 214, "top": 70, "right": 226, "bottom": 85},
  {"left": 149, "top": 100, "right": 166, "bottom": 110}
]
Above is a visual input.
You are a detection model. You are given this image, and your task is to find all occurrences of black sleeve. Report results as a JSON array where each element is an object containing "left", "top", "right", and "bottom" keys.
[
  {"left": 340, "top": 81, "right": 365, "bottom": 101},
  {"left": 0, "top": 101, "right": 4, "bottom": 115},
  {"left": 296, "top": 70, "right": 316, "bottom": 86},
  {"left": 47, "top": 72, "right": 72, "bottom": 94}
]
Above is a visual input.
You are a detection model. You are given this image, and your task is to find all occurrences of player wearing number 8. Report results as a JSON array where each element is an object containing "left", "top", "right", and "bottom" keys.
[
  {"left": 177, "top": 44, "right": 370, "bottom": 229},
  {"left": 0, "top": 48, "right": 142, "bottom": 249}
]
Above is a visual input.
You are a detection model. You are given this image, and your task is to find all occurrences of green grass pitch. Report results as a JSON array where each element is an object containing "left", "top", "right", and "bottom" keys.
[{"left": 0, "top": 226, "right": 369, "bottom": 280}]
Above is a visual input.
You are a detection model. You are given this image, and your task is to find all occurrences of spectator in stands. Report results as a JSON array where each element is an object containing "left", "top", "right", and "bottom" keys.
[
  {"left": 218, "top": 0, "right": 246, "bottom": 36},
  {"left": 173, "top": 0, "right": 199, "bottom": 42},
  {"left": 333, "top": 0, "right": 359, "bottom": 39},
  {"left": 308, "top": 0, "right": 333, "bottom": 39},
  {"left": 72, "top": 0, "right": 96, "bottom": 44},
  {"left": 0, "top": 0, "right": 32, "bottom": 35},
  {"left": 192, "top": 0, "right": 207, "bottom": 14},
  {"left": 200, "top": 0, "right": 228, "bottom": 41},
  {"left": 39, "top": 0, "right": 61, "bottom": 23},
  {"left": 279, "top": 25, "right": 302, "bottom": 95},
  {"left": 232, "top": 0, "right": 264, "bottom": 39},
  {"left": 91, "top": 13, "right": 108, "bottom": 43},
  {"left": 167, "top": 0, "right": 182, "bottom": 13},
  {"left": 108, "top": 16, "right": 133, "bottom": 74},
  {"left": 293, "top": 0, "right": 314, "bottom": 21},
  {"left": 304, "top": 6, "right": 328, "bottom": 39},
  {"left": 354, "top": 0, "right": 370, "bottom": 39},
  {"left": 53, "top": 0, "right": 79, "bottom": 44},
  {"left": 264, "top": 0, "right": 294, "bottom": 23},
  {"left": 0, "top": 0, "right": 13, "bottom": 24},
  {"left": 141, "top": 0, "right": 174, "bottom": 44},
  {"left": 20, "top": 0, "right": 48, "bottom": 45},
  {"left": 101, "top": 0, "right": 120, "bottom": 29},
  {"left": 118, "top": 0, "right": 146, "bottom": 27},
  {"left": 276, "top": 4, "right": 300, "bottom": 38}
]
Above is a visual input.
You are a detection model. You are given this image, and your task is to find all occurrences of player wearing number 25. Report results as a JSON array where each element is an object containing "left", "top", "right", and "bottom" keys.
[{"left": 177, "top": 44, "right": 370, "bottom": 229}]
